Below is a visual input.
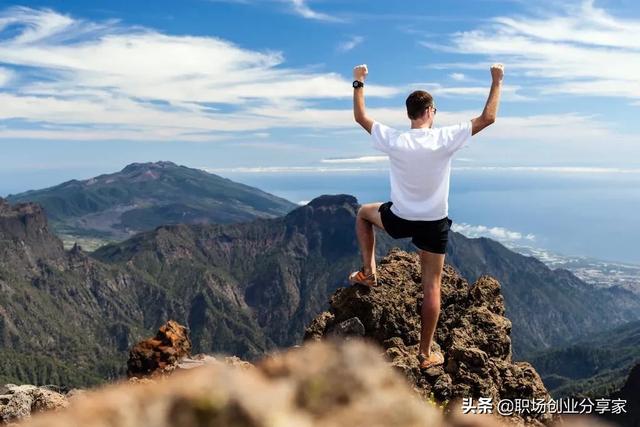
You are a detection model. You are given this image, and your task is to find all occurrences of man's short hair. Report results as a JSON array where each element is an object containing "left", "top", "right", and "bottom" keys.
[{"left": 406, "top": 90, "right": 434, "bottom": 120}]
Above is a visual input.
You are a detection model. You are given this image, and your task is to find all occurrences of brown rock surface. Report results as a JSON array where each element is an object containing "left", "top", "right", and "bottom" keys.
[
  {"left": 305, "top": 249, "right": 557, "bottom": 426},
  {"left": 127, "top": 320, "right": 192, "bottom": 378}
]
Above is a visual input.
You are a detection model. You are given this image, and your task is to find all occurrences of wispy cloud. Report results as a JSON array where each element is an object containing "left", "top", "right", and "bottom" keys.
[
  {"left": 201, "top": 166, "right": 386, "bottom": 173},
  {"left": 452, "top": 223, "right": 536, "bottom": 243},
  {"left": 203, "top": 164, "right": 640, "bottom": 175},
  {"left": 321, "top": 155, "right": 387, "bottom": 164},
  {"left": 0, "top": 66, "right": 11, "bottom": 86},
  {"left": 450, "top": 72, "right": 466, "bottom": 81},
  {"left": 208, "top": 0, "right": 343, "bottom": 22},
  {"left": 439, "top": 0, "right": 640, "bottom": 100},
  {"left": 337, "top": 35, "right": 364, "bottom": 52},
  {"left": 410, "top": 82, "right": 533, "bottom": 101},
  {"left": 453, "top": 166, "right": 640, "bottom": 174},
  {"left": 0, "top": 7, "right": 391, "bottom": 141},
  {"left": 288, "top": 0, "right": 342, "bottom": 22}
]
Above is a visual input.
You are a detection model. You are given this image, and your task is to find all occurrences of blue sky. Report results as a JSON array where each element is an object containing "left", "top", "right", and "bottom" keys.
[{"left": 1, "top": 0, "right": 640, "bottom": 194}]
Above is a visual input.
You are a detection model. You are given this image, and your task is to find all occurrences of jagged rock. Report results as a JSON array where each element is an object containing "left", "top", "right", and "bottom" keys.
[
  {"left": 127, "top": 320, "right": 192, "bottom": 378},
  {"left": 19, "top": 340, "right": 445, "bottom": 427},
  {"left": 305, "top": 249, "right": 557, "bottom": 426},
  {"left": 327, "top": 317, "right": 366, "bottom": 338},
  {"left": 0, "top": 384, "right": 68, "bottom": 424}
]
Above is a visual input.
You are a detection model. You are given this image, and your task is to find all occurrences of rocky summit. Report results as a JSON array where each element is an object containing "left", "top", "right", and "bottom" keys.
[{"left": 305, "top": 249, "right": 556, "bottom": 426}]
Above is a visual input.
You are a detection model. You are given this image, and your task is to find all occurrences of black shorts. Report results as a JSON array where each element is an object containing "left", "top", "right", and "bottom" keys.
[{"left": 378, "top": 201, "right": 452, "bottom": 254}]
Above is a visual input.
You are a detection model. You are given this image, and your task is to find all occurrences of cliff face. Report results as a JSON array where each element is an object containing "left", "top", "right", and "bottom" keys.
[
  {"left": 0, "top": 199, "right": 65, "bottom": 275},
  {"left": 306, "top": 249, "right": 556, "bottom": 426},
  {"left": 0, "top": 198, "right": 145, "bottom": 385}
]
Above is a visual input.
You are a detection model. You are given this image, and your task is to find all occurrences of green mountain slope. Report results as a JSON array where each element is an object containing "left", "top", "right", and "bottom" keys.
[
  {"left": 445, "top": 233, "right": 640, "bottom": 359},
  {"left": 6, "top": 161, "right": 295, "bottom": 246},
  {"left": 526, "top": 320, "right": 640, "bottom": 398}
]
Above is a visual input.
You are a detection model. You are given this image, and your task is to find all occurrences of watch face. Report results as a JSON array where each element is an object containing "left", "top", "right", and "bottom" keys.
[{"left": 353, "top": 81, "right": 363, "bottom": 88}]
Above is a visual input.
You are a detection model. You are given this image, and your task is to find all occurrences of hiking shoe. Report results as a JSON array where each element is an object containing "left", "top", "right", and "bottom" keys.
[
  {"left": 418, "top": 351, "right": 445, "bottom": 369},
  {"left": 348, "top": 268, "right": 378, "bottom": 287}
]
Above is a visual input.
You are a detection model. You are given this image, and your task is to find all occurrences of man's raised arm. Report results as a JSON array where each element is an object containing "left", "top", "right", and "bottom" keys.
[
  {"left": 471, "top": 63, "right": 504, "bottom": 136},
  {"left": 353, "top": 64, "right": 374, "bottom": 134}
]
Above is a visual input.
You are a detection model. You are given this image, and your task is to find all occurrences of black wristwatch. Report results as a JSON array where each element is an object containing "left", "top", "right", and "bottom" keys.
[{"left": 352, "top": 80, "right": 364, "bottom": 89}]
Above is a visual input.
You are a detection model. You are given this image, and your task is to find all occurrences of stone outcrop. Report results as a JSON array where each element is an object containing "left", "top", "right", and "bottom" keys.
[
  {"left": 127, "top": 320, "right": 192, "bottom": 378},
  {"left": 0, "top": 384, "right": 68, "bottom": 424},
  {"left": 0, "top": 199, "right": 66, "bottom": 275},
  {"left": 305, "top": 249, "right": 556, "bottom": 426}
]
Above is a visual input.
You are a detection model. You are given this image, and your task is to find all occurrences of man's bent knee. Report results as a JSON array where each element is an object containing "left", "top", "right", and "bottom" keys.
[{"left": 358, "top": 203, "right": 384, "bottom": 229}]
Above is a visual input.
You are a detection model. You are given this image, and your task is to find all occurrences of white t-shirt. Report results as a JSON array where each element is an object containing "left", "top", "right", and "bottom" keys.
[{"left": 371, "top": 120, "right": 472, "bottom": 221}]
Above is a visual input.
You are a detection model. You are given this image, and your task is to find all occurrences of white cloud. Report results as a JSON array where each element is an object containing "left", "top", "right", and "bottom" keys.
[
  {"left": 410, "top": 82, "right": 533, "bottom": 101},
  {"left": 452, "top": 222, "right": 535, "bottom": 243},
  {"left": 453, "top": 166, "right": 640, "bottom": 174},
  {"left": 442, "top": 0, "right": 640, "bottom": 100},
  {"left": 208, "top": 0, "right": 342, "bottom": 22},
  {"left": 202, "top": 164, "right": 640, "bottom": 176},
  {"left": 450, "top": 72, "right": 465, "bottom": 81},
  {"left": 0, "top": 7, "right": 393, "bottom": 141},
  {"left": 288, "top": 0, "right": 341, "bottom": 22},
  {"left": 0, "top": 67, "right": 11, "bottom": 86},
  {"left": 337, "top": 36, "right": 364, "bottom": 52},
  {"left": 0, "top": 5, "right": 631, "bottom": 149},
  {"left": 201, "top": 166, "right": 386, "bottom": 173},
  {"left": 321, "top": 156, "right": 387, "bottom": 164}
]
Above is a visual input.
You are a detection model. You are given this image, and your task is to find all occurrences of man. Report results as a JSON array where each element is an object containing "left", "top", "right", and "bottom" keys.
[{"left": 349, "top": 63, "right": 504, "bottom": 369}]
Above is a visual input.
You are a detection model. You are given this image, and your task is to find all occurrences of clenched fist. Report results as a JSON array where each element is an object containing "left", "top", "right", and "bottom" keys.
[
  {"left": 491, "top": 63, "right": 504, "bottom": 83},
  {"left": 353, "top": 64, "right": 368, "bottom": 82}
]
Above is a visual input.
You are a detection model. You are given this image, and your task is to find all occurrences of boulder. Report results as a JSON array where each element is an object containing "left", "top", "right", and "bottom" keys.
[
  {"left": 127, "top": 320, "right": 192, "bottom": 378},
  {"left": 0, "top": 384, "right": 68, "bottom": 424}
]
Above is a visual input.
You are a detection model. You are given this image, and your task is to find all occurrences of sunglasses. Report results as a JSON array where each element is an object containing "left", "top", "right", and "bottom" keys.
[{"left": 430, "top": 105, "right": 437, "bottom": 114}]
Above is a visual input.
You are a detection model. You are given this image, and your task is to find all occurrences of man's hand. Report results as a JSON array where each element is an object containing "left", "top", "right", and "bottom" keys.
[
  {"left": 471, "top": 63, "right": 504, "bottom": 136},
  {"left": 353, "top": 64, "right": 373, "bottom": 133},
  {"left": 491, "top": 63, "right": 504, "bottom": 84},
  {"left": 353, "top": 64, "right": 368, "bottom": 82}
]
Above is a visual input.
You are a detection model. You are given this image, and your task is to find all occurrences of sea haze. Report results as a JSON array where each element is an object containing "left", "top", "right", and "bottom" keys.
[{"left": 223, "top": 169, "right": 640, "bottom": 265}]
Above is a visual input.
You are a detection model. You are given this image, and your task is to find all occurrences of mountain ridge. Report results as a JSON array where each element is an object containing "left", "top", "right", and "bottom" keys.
[{"left": 2, "top": 194, "right": 639, "bottom": 389}]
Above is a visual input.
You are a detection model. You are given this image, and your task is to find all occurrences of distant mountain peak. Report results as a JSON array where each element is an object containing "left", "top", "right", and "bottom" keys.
[
  {"left": 306, "top": 194, "right": 358, "bottom": 209},
  {"left": 121, "top": 161, "right": 178, "bottom": 174},
  {"left": 7, "top": 162, "right": 295, "bottom": 242}
]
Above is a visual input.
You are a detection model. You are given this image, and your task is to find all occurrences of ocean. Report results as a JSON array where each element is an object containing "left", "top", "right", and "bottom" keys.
[{"left": 224, "top": 169, "right": 640, "bottom": 265}]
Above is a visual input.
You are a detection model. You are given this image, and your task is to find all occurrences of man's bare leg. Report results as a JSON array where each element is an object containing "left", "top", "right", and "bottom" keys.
[
  {"left": 355, "top": 203, "right": 384, "bottom": 275},
  {"left": 418, "top": 249, "right": 446, "bottom": 364}
]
